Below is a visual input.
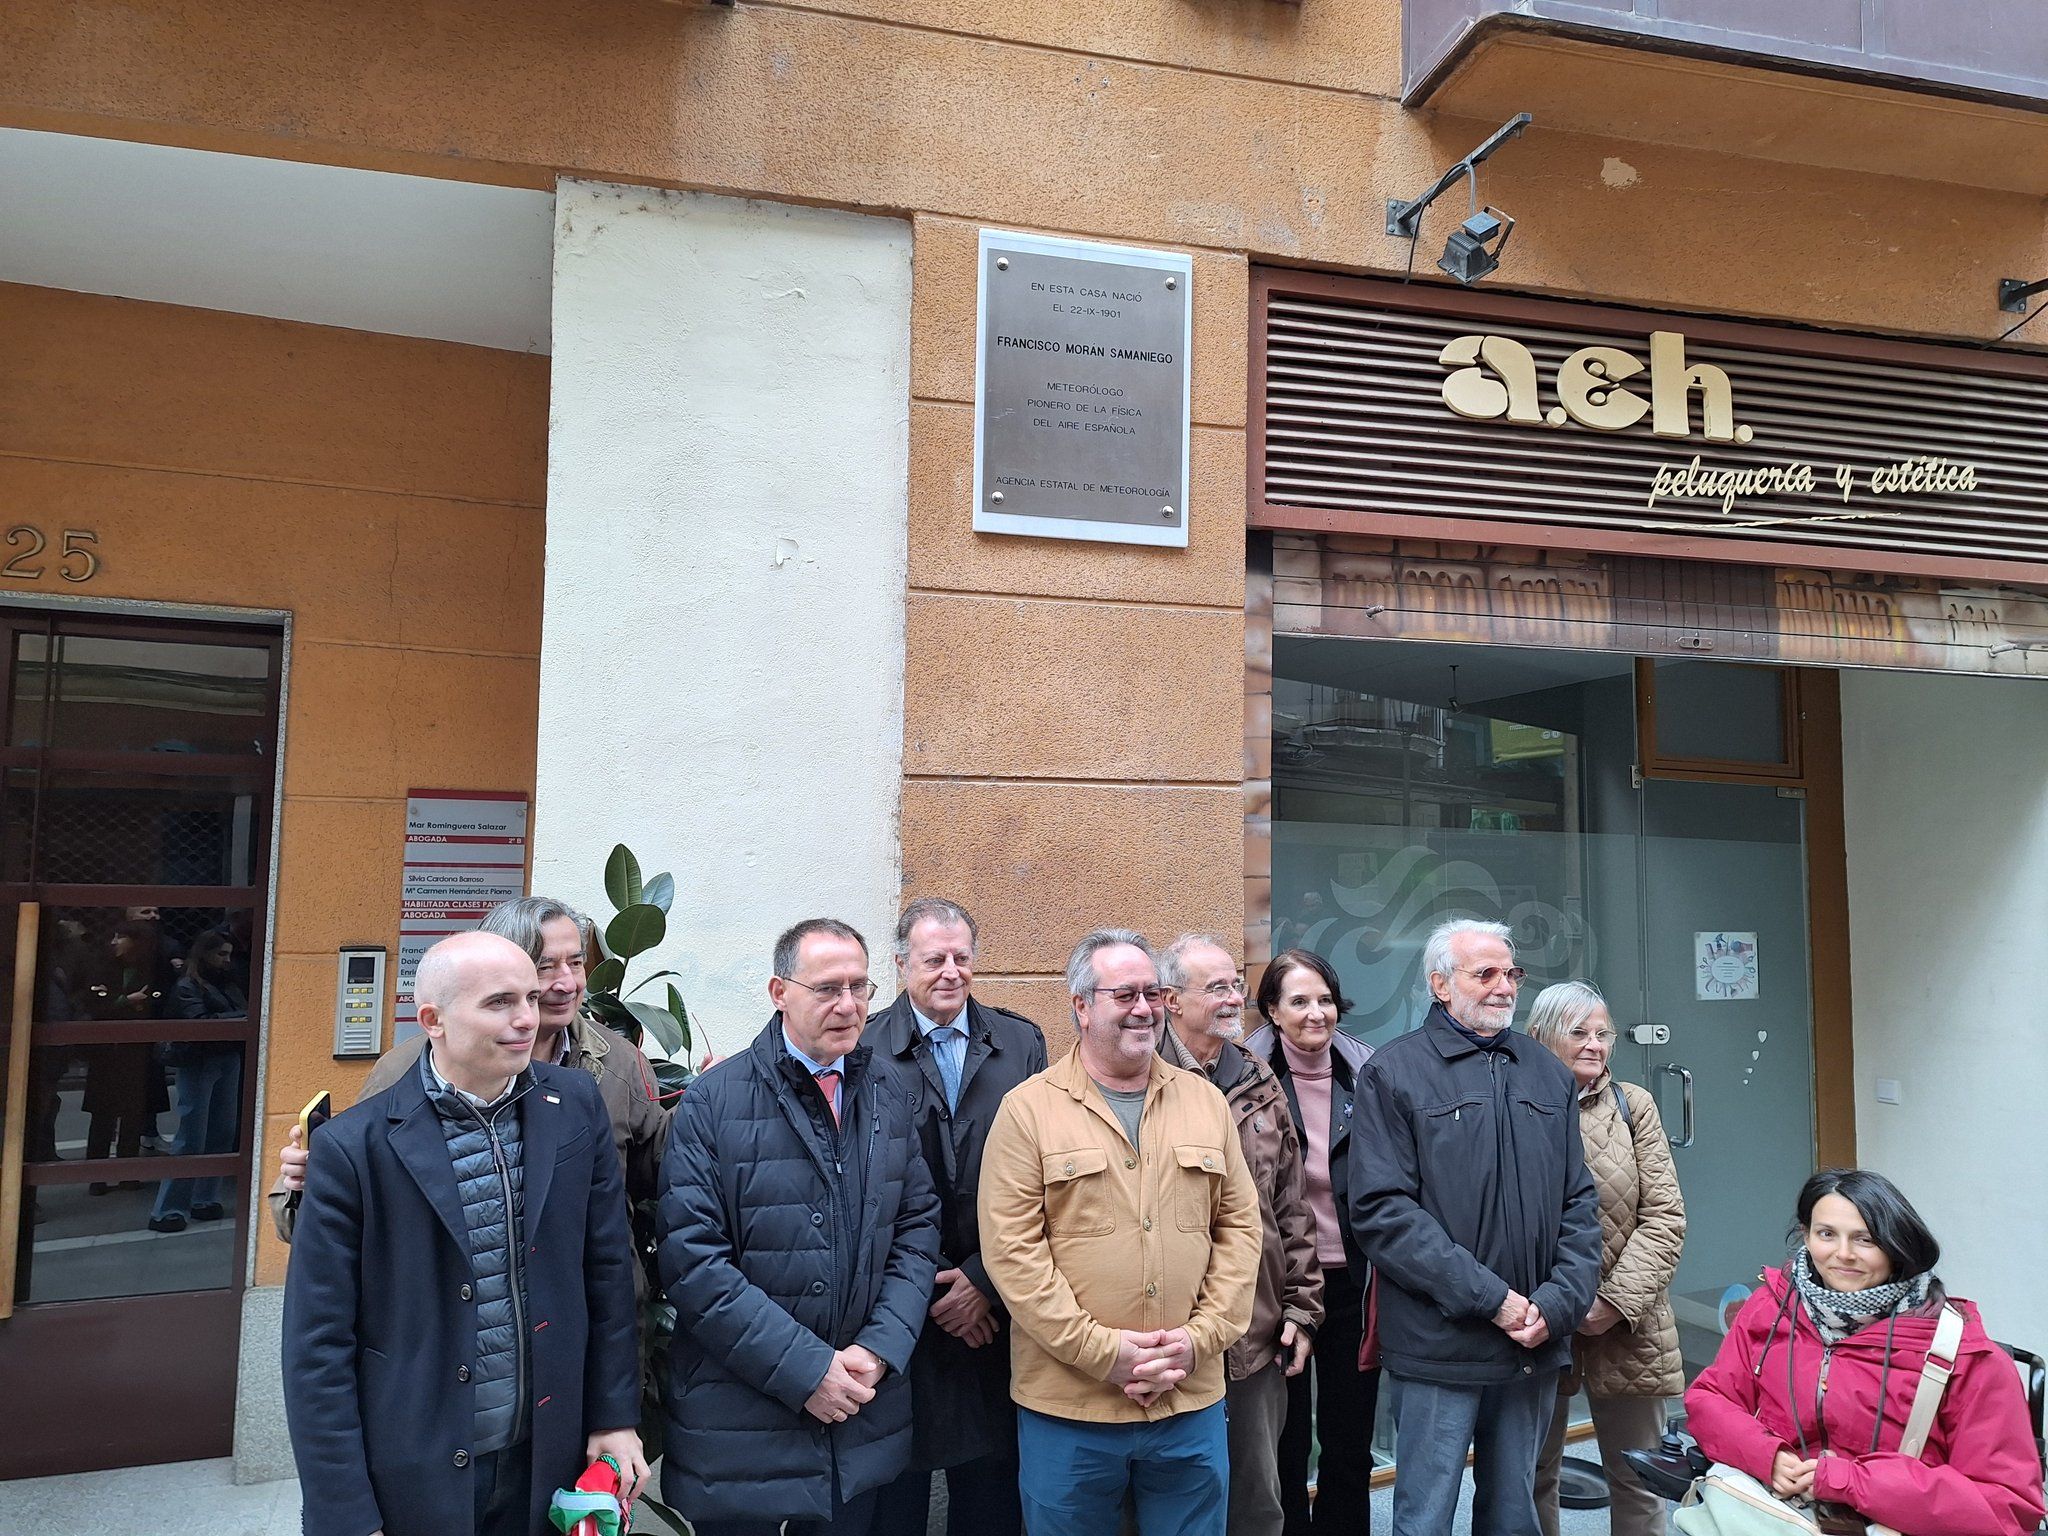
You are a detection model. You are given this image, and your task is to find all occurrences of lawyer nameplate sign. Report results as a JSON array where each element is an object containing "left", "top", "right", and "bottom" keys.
[{"left": 974, "top": 229, "right": 1192, "bottom": 548}]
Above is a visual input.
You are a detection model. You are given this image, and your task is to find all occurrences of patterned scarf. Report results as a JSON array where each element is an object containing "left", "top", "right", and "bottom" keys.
[{"left": 1791, "top": 1246, "right": 1931, "bottom": 1344}]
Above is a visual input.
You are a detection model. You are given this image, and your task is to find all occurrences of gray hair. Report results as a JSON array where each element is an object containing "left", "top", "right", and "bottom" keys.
[
  {"left": 893, "top": 897, "right": 978, "bottom": 962},
  {"left": 1421, "top": 918, "right": 1514, "bottom": 996},
  {"left": 1065, "top": 928, "right": 1154, "bottom": 1027},
  {"left": 773, "top": 917, "right": 868, "bottom": 980},
  {"left": 481, "top": 895, "right": 593, "bottom": 963},
  {"left": 1159, "top": 932, "right": 1237, "bottom": 990},
  {"left": 1527, "top": 980, "right": 1608, "bottom": 1051}
]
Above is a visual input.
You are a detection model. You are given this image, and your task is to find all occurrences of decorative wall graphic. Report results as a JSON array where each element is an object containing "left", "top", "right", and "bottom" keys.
[{"left": 1696, "top": 931, "right": 1759, "bottom": 1001}]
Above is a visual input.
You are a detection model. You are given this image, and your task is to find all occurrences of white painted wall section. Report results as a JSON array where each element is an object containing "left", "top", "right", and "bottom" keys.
[
  {"left": 1842, "top": 669, "right": 2048, "bottom": 1339},
  {"left": 536, "top": 183, "right": 910, "bottom": 1051}
]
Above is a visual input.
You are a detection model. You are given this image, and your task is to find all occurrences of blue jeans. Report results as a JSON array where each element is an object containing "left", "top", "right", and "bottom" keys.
[
  {"left": 150, "top": 1050, "right": 241, "bottom": 1220},
  {"left": 1387, "top": 1371, "right": 1550, "bottom": 1536},
  {"left": 1017, "top": 1401, "right": 1227, "bottom": 1536}
]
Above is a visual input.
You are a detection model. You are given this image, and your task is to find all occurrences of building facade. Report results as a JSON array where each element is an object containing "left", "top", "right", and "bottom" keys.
[{"left": 0, "top": 0, "right": 2043, "bottom": 1483}]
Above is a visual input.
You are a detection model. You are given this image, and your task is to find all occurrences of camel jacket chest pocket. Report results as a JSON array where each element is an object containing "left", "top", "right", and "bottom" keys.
[
  {"left": 1041, "top": 1146, "right": 1116, "bottom": 1236},
  {"left": 1174, "top": 1142, "right": 1227, "bottom": 1232}
]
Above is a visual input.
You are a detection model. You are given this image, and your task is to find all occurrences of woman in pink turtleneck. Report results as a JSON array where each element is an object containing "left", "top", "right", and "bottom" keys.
[{"left": 1245, "top": 948, "right": 1379, "bottom": 1535}]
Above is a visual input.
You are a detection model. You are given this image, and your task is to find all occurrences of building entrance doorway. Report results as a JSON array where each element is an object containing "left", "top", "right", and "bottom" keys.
[
  {"left": 0, "top": 609, "right": 281, "bottom": 1478},
  {"left": 1270, "top": 638, "right": 1838, "bottom": 1394}
]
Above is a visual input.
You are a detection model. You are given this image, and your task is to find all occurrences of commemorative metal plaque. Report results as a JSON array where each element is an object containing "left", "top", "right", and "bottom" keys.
[{"left": 974, "top": 229, "right": 1193, "bottom": 548}]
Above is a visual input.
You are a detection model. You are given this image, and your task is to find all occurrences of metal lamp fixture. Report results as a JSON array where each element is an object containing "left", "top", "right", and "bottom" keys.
[
  {"left": 1387, "top": 112, "right": 1533, "bottom": 286},
  {"left": 1438, "top": 207, "right": 1516, "bottom": 284}
]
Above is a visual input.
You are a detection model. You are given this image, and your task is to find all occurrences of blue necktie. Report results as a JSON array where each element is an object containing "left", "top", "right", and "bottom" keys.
[{"left": 930, "top": 1025, "right": 964, "bottom": 1109}]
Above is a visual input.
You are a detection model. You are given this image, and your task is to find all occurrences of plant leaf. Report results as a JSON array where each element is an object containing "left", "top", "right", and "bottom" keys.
[
  {"left": 625, "top": 968, "right": 683, "bottom": 997},
  {"left": 626, "top": 999, "right": 683, "bottom": 1056},
  {"left": 585, "top": 990, "right": 637, "bottom": 1043},
  {"left": 588, "top": 956, "right": 626, "bottom": 996},
  {"left": 642, "top": 872, "right": 675, "bottom": 913},
  {"left": 649, "top": 1059, "right": 693, "bottom": 1106},
  {"left": 603, "top": 844, "right": 643, "bottom": 912},
  {"left": 605, "top": 903, "right": 667, "bottom": 961},
  {"left": 666, "top": 985, "right": 693, "bottom": 1054}
]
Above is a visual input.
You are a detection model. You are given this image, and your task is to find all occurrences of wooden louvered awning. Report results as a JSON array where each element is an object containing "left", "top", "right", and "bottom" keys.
[{"left": 1251, "top": 269, "right": 2048, "bottom": 587}]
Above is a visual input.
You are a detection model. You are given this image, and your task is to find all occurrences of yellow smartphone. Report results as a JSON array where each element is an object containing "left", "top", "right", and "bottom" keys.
[{"left": 298, "top": 1090, "right": 332, "bottom": 1144}]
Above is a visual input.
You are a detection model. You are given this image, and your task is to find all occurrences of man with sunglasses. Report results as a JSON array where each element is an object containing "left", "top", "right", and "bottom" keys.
[
  {"left": 1347, "top": 918, "right": 1601, "bottom": 1536},
  {"left": 654, "top": 917, "right": 940, "bottom": 1535},
  {"left": 978, "top": 928, "right": 1260, "bottom": 1536}
]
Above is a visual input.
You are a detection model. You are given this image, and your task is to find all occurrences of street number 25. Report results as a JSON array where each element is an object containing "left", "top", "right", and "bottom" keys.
[{"left": 2, "top": 527, "right": 102, "bottom": 583}]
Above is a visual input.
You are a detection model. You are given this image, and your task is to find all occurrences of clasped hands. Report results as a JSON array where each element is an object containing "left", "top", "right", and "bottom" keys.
[
  {"left": 804, "top": 1343, "right": 887, "bottom": 1425},
  {"left": 1492, "top": 1288, "right": 1552, "bottom": 1348},
  {"left": 1771, "top": 1449, "right": 1821, "bottom": 1499},
  {"left": 1108, "top": 1327, "right": 1196, "bottom": 1407}
]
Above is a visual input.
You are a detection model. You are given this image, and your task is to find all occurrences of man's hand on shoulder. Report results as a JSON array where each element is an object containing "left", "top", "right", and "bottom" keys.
[{"left": 584, "top": 1429, "right": 649, "bottom": 1502}]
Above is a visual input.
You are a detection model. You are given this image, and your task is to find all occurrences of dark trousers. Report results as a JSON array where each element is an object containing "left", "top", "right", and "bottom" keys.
[
  {"left": 1280, "top": 1262, "right": 1380, "bottom": 1536},
  {"left": 693, "top": 1482, "right": 879, "bottom": 1536},
  {"left": 873, "top": 1447, "right": 1024, "bottom": 1536},
  {"left": 472, "top": 1442, "right": 532, "bottom": 1536}
]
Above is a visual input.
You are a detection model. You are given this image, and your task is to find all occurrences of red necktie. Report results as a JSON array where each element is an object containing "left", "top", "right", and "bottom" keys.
[{"left": 814, "top": 1068, "right": 842, "bottom": 1126}]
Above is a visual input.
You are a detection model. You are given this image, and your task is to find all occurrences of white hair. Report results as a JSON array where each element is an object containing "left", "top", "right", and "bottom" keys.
[
  {"left": 1421, "top": 918, "right": 1514, "bottom": 996},
  {"left": 1158, "top": 932, "right": 1236, "bottom": 991},
  {"left": 1527, "top": 980, "right": 1607, "bottom": 1051}
]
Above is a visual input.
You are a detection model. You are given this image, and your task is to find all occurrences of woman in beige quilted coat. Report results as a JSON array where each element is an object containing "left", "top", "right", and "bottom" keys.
[{"left": 1528, "top": 980, "right": 1686, "bottom": 1536}]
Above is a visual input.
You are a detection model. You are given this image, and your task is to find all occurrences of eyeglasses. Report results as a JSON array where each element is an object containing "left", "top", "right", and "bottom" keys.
[
  {"left": 1565, "top": 1026, "right": 1617, "bottom": 1046},
  {"left": 1091, "top": 985, "right": 1165, "bottom": 1007},
  {"left": 1455, "top": 966, "right": 1528, "bottom": 987},
  {"left": 779, "top": 976, "right": 878, "bottom": 1004},
  {"left": 1175, "top": 978, "right": 1246, "bottom": 999}
]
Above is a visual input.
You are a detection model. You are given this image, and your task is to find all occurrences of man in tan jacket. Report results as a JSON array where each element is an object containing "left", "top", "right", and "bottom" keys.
[
  {"left": 1159, "top": 932, "right": 1322, "bottom": 1536},
  {"left": 979, "top": 928, "right": 1260, "bottom": 1536}
]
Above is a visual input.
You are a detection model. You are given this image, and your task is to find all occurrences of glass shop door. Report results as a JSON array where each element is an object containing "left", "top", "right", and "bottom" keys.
[{"left": 0, "top": 611, "right": 281, "bottom": 1478}]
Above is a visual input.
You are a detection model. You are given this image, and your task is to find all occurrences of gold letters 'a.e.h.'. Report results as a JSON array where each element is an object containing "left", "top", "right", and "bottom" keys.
[{"left": 1439, "top": 330, "right": 1753, "bottom": 445}]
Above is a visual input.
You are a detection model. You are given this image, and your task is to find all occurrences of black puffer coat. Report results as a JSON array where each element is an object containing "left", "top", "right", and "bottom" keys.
[
  {"left": 1347, "top": 1004, "right": 1601, "bottom": 1385},
  {"left": 656, "top": 1017, "right": 941, "bottom": 1524},
  {"left": 424, "top": 1053, "right": 529, "bottom": 1452}
]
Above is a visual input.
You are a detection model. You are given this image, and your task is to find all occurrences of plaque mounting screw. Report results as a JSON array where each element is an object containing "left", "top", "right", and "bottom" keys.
[
  {"left": 996, "top": 257, "right": 1009, "bottom": 271},
  {"left": 1161, "top": 505, "right": 1175, "bottom": 519},
  {"left": 1165, "top": 276, "right": 1177, "bottom": 290},
  {"left": 990, "top": 491, "right": 1004, "bottom": 503}
]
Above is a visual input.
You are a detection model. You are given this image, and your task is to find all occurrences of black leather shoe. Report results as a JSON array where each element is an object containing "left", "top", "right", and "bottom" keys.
[{"left": 147, "top": 1213, "right": 187, "bottom": 1233}]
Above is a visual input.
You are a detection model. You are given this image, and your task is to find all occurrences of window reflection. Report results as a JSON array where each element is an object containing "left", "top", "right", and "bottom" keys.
[
  {"left": 11, "top": 634, "right": 273, "bottom": 755},
  {"left": 20, "top": 1178, "right": 242, "bottom": 1303}
]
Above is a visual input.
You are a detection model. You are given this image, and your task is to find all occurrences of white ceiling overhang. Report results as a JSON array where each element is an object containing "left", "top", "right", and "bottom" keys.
[{"left": 0, "top": 128, "right": 555, "bottom": 354}]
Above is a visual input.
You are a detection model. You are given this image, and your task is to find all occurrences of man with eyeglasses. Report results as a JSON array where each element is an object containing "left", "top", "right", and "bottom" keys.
[
  {"left": 654, "top": 917, "right": 940, "bottom": 1535},
  {"left": 867, "top": 897, "right": 1047, "bottom": 1536},
  {"left": 1157, "top": 933, "right": 1323, "bottom": 1536},
  {"left": 978, "top": 928, "right": 1260, "bottom": 1536},
  {"left": 1346, "top": 918, "right": 1601, "bottom": 1536}
]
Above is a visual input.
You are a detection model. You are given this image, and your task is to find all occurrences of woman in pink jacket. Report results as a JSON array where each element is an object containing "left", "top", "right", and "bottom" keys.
[{"left": 1685, "top": 1168, "right": 2044, "bottom": 1536}]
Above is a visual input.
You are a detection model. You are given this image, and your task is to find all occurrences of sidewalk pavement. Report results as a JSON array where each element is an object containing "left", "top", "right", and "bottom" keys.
[{"left": 0, "top": 1455, "right": 1621, "bottom": 1535}]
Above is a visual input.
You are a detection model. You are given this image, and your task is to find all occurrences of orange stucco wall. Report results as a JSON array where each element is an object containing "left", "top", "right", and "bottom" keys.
[
  {"left": 0, "top": 282, "right": 548, "bottom": 1285},
  {"left": 4, "top": 1, "right": 2044, "bottom": 1049}
]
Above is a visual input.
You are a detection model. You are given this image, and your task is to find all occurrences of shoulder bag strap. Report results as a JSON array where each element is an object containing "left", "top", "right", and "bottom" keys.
[{"left": 1897, "top": 1305, "right": 1967, "bottom": 1458}]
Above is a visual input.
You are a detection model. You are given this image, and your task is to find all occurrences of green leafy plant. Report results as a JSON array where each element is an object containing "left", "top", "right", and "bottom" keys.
[{"left": 584, "top": 843, "right": 701, "bottom": 1104}]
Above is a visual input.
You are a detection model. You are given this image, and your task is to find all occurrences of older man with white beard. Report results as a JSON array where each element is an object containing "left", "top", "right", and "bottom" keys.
[
  {"left": 1347, "top": 919, "right": 1601, "bottom": 1536},
  {"left": 1158, "top": 934, "right": 1322, "bottom": 1536}
]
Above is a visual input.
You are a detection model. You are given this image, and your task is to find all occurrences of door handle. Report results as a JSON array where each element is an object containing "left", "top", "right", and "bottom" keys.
[
  {"left": 0, "top": 901, "right": 40, "bottom": 1321},
  {"left": 1657, "top": 1062, "right": 1695, "bottom": 1149}
]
